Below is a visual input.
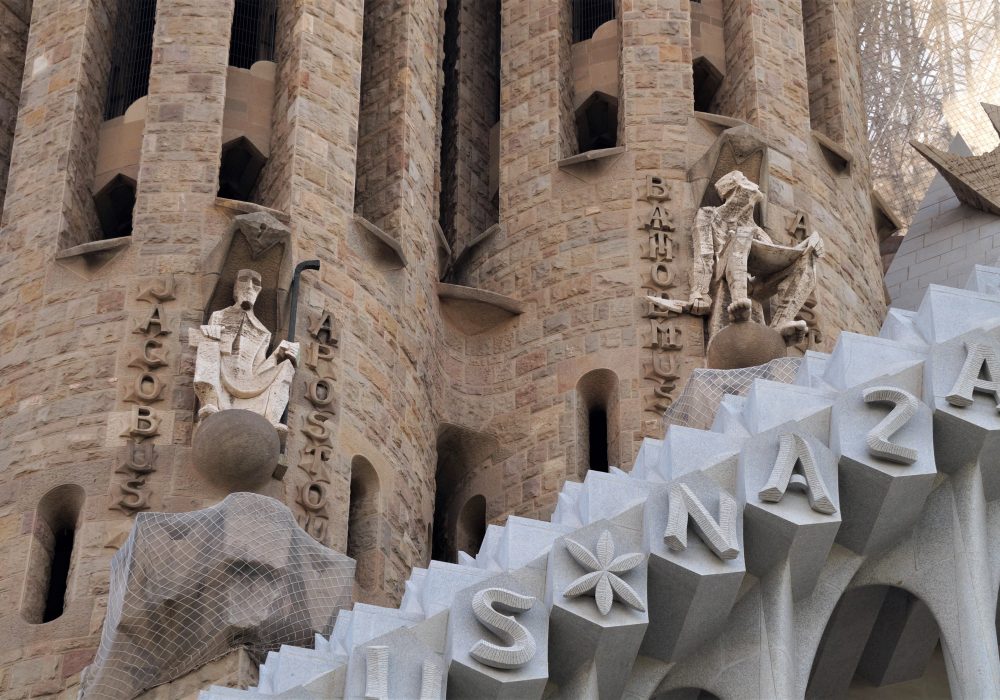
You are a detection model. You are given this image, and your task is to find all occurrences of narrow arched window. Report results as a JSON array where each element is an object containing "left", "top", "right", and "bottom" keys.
[
  {"left": 21, "top": 485, "right": 86, "bottom": 624},
  {"left": 347, "top": 456, "right": 380, "bottom": 590},
  {"left": 577, "top": 369, "right": 620, "bottom": 475}
]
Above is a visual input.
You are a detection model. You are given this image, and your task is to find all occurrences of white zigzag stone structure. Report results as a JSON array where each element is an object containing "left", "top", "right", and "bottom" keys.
[{"left": 200, "top": 264, "right": 1000, "bottom": 699}]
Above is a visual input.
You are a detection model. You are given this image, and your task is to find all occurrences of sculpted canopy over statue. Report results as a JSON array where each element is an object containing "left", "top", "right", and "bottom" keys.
[
  {"left": 194, "top": 269, "right": 299, "bottom": 436},
  {"left": 688, "top": 170, "right": 824, "bottom": 345}
]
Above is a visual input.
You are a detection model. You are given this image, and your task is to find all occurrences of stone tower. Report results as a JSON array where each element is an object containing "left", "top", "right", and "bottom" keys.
[{"left": 0, "top": 0, "right": 886, "bottom": 695}]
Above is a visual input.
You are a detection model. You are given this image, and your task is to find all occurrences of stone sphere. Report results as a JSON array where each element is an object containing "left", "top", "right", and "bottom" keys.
[
  {"left": 192, "top": 409, "right": 280, "bottom": 492},
  {"left": 706, "top": 321, "right": 788, "bottom": 370}
]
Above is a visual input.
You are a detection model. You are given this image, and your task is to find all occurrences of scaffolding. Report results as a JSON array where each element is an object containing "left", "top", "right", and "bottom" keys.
[{"left": 859, "top": 0, "right": 1000, "bottom": 226}]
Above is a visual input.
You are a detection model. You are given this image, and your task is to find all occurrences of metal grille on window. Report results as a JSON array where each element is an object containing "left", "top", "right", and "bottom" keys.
[
  {"left": 572, "top": 0, "right": 615, "bottom": 43},
  {"left": 230, "top": 0, "right": 278, "bottom": 69},
  {"left": 103, "top": 0, "right": 158, "bottom": 121}
]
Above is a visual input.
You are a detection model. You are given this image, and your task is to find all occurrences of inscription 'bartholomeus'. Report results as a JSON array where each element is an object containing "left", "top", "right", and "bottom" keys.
[{"left": 639, "top": 174, "right": 685, "bottom": 414}]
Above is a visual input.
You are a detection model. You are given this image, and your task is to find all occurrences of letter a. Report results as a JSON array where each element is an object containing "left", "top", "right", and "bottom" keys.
[
  {"left": 663, "top": 483, "right": 740, "bottom": 560},
  {"left": 759, "top": 433, "right": 837, "bottom": 515},
  {"left": 946, "top": 341, "right": 1000, "bottom": 410}
]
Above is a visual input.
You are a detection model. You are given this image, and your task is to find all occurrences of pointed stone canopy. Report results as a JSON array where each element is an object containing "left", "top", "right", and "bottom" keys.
[{"left": 911, "top": 103, "right": 1000, "bottom": 216}]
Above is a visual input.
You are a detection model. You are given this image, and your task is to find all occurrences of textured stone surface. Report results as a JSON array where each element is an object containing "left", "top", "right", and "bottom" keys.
[
  {"left": 0, "top": 1, "right": 891, "bottom": 696},
  {"left": 191, "top": 409, "right": 281, "bottom": 491},
  {"left": 80, "top": 493, "right": 354, "bottom": 700},
  {"left": 197, "top": 272, "right": 1000, "bottom": 700}
]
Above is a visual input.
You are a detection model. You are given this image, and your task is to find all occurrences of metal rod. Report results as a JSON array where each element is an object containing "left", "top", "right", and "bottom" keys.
[{"left": 287, "top": 259, "right": 321, "bottom": 342}]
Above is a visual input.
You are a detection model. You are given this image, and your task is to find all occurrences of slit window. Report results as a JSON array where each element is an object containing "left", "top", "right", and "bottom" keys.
[
  {"left": 104, "top": 0, "right": 157, "bottom": 120},
  {"left": 230, "top": 0, "right": 278, "bottom": 69},
  {"left": 21, "top": 485, "right": 85, "bottom": 625}
]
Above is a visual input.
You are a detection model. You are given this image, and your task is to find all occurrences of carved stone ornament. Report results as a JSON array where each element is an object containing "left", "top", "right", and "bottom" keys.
[
  {"left": 759, "top": 433, "right": 838, "bottom": 515},
  {"left": 679, "top": 170, "right": 825, "bottom": 348},
  {"left": 192, "top": 268, "right": 299, "bottom": 436},
  {"left": 664, "top": 483, "right": 741, "bottom": 561},
  {"left": 364, "top": 646, "right": 389, "bottom": 700},
  {"left": 863, "top": 386, "right": 919, "bottom": 464},
  {"left": 562, "top": 530, "right": 646, "bottom": 616},
  {"left": 469, "top": 587, "right": 537, "bottom": 670}
]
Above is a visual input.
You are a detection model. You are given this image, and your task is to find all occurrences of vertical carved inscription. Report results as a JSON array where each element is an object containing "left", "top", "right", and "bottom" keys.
[
  {"left": 113, "top": 276, "right": 176, "bottom": 514},
  {"left": 639, "top": 175, "right": 685, "bottom": 414},
  {"left": 295, "top": 308, "right": 340, "bottom": 541}
]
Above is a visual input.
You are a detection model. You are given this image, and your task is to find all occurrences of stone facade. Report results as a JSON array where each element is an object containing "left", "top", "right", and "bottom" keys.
[{"left": 0, "top": 1, "right": 888, "bottom": 697}]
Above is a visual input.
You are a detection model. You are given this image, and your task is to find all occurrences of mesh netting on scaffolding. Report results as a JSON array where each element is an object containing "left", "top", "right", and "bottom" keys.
[
  {"left": 663, "top": 357, "right": 802, "bottom": 431},
  {"left": 80, "top": 492, "right": 355, "bottom": 700},
  {"left": 859, "top": 0, "right": 1000, "bottom": 227}
]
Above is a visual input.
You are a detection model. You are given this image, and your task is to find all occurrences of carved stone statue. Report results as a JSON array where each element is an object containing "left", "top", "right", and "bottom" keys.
[
  {"left": 688, "top": 170, "right": 824, "bottom": 345},
  {"left": 193, "top": 268, "right": 299, "bottom": 436}
]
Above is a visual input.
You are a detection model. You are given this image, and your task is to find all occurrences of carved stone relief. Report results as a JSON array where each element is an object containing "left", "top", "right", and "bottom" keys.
[
  {"left": 470, "top": 587, "right": 538, "bottom": 670},
  {"left": 112, "top": 275, "right": 175, "bottom": 514},
  {"left": 562, "top": 530, "right": 646, "bottom": 616},
  {"left": 639, "top": 175, "right": 686, "bottom": 415},
  {"left": 295, "top": 308, "right": 340, "bottom": 541}
]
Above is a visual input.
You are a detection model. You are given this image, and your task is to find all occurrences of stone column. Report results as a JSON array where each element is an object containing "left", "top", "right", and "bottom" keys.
[
  {"left": 715, "top": 0, "right": 812, "bottom": 155},
  {"left": 1, "top": 0, "right": 115, "bottom": 244},
  {"left": 0, "top": 0, "right": 31, "bottom": 213},
  {"left": 132, "top": 0, "right": 235, "bottom": 255}
]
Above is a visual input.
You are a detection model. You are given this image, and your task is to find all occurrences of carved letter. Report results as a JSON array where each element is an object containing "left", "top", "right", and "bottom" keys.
[
  {"left": 470, "top": 588, "right": 537, "bottom": 670},
  {"left": 129, "top": 339, "right": 167, "bottom": 370},
  {"left": 364, "top": 646, "right": 389, "bottom": 700},
  {"left": 420, "top": 660, "right": 442, "bottom": 700},
  {"left": 646, "top": 174, "right": 669, "bottom": 202},
  {"left": 121, "top": 406, "right": 161, "bottom": 440},
  {"left": 946, "top": 341, "right": 1000, "bottom": 410},
  {"left": 298, "top": 481, "right": 329, "bottom": 512},
  {"left": 301, "top": 444, "right": 333, "bottom": 478},
  {"left": 307, "top": 377, "right": 336, "bottom": 407},
  {"left": 305, "top": 343, "right": 336, "bottom": 370},
  {"left": 134, "top": 304, "right": 170, "bottom": 337},
  {"left": 650, "top": 262, "right": 675, "bottom": 289},
  {"left": 302, "top": 411, "right": 334, "bottom": 443},
  {"left": 650, "top": 320, "right": 683, "bottom": 350},
  {"left": 137, "top": 275, "right": 177, "bottom": 303},
  {"left": 125, "top": 372, "right": 164, "bottom": 403},
  {"left": 309, "top": 310, "right": 340, "bottom": 346},
  {"left": 645, "top": 206, "right": 675, "bottom": 233},
  {"left": 645, "top": 231, "right": 674, "bottom": 261},
  {"left": 663, "top": 483, "right": 740, "bottom": 560},
  {"left": 862, "top": 386, "right": 919, "bottom": 464},
  {"left": 759, "top": 433, "right": 837, "bottom": 514}
]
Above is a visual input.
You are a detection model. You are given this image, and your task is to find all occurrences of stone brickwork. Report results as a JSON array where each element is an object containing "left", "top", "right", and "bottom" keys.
[
  {"left": 0, "top": 0, "right": 890, "bottom": 697},
  {"left": 0, "top": 0, "right": 30, "bottom": 214}
]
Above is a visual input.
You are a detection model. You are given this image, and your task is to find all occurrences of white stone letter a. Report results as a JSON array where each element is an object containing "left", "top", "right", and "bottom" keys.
[
  {"left": 759, "top": 433, "right": 837, "bottom": 515},
  {"left": 946, "top": 341, "right": 1000, "bottom": 410}
]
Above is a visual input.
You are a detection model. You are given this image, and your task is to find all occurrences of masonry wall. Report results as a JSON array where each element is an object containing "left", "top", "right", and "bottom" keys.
[
  {"left": 0, "top": 0, "right": 31, "bottom": 215},
  {"left": 0, "top": 0, "right": 889, "bottom": 695}
]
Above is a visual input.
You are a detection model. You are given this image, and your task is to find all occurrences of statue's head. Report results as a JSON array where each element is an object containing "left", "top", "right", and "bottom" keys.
[
  {"left": 233, "top": 269, "right": 262, "bottom": 311},
  {"left": 715, "top": 170, "right": 762, "bottom": 207}
]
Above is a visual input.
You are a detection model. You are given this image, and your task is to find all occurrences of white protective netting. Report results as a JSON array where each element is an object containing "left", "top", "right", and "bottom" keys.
[
  {"left": 663, "top": 357, "right": 802, "bottom": 431},
  {"left": 859, "top": 0, "right": 1000, "bottom": 226},
  {"left": 80, "top": 492, "right": 354, "bottom": 700}
]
